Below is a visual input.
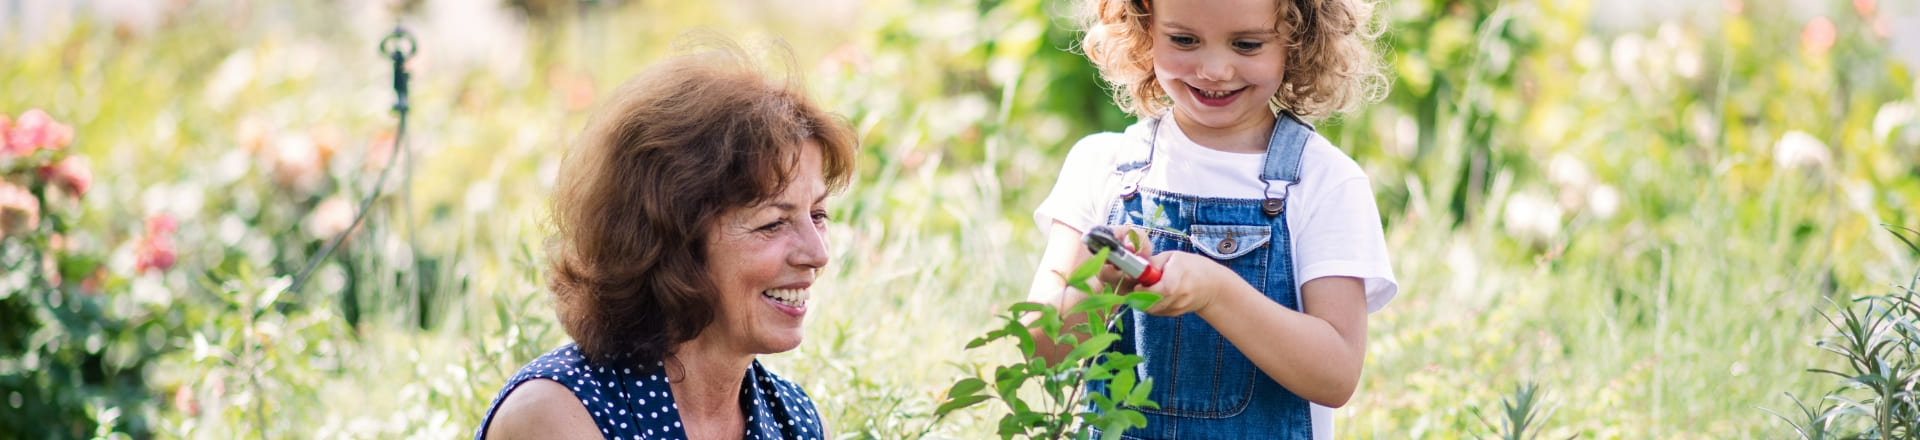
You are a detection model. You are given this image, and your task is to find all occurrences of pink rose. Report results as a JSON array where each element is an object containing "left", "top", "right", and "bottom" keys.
[
  {"left": 5, "top": 109, "right": 72, "bottom": 156},
  {"left": 5, "top": 109, "right": 48, "bottom": 156},
  {"left": 38, "top": 156, "right": 93, "bottom": 198},
  {"left": 304, "top": 196, "right": 357, "bottom": 241},
  {"left": 1802, "top": 16, "right": 1837, "bottom": 55},
  {"left": 0, "top": 182, "right": 39, "bottom": 238},
  {"left": 135, "top": 213, "right": 179, "bottom": 274}
]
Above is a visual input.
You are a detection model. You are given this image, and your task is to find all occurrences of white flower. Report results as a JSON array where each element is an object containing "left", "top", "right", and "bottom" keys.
[
  {"left": 1589, "top": 185, "right": 1622, "bottom": 220},
  {"left": 1772, "top": 130, "right": 1831, "bottom": 170},
  {"left": 1547, "top": 153, "right": 1594, "bottom": 191},
  {"left": 1872, "top": 102, "right": 1915, "bottom": 142},
  {"left": 1503, "top": 191, "right": 1564, "bottom": 245}
]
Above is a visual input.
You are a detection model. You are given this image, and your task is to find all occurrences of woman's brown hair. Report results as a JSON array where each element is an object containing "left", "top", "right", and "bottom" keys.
[
  {"left": 546, "top": 40, "right": 856, "bottom": 368},
  {"left": 1078, "top": 0, "right": 1389, "bottom": 120}
]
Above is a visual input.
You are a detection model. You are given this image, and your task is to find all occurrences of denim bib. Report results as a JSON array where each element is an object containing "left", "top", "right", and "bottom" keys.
[{"left": 1089, "top": 112, "right": 1315, "bottom": 439}]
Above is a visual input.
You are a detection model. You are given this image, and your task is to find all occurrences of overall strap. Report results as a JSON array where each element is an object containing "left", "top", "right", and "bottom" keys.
[
  {"left": 1258, "top": 111, "right": 1315, "bottom": 216},
  {"left": 1110, "top": 116, "right": 1161, "bottom": 200}
]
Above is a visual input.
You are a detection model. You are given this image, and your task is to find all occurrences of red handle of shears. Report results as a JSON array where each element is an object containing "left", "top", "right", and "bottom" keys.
[{"left": 1135, "top": 264, "right": 1162, "bottom": 287}]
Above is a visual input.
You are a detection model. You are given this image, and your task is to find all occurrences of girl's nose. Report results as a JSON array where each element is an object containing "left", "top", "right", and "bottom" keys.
[{"left": 1197, "top": 52, "right": 1233, "bottom": 82}]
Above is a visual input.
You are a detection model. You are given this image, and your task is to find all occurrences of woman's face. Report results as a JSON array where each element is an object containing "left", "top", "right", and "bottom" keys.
[
  {"left": 1150, "top": 0, "right": 1288, "bottom": 140},
  {"left": 700, "top": 140, "right": 831, "bottom": 356}
]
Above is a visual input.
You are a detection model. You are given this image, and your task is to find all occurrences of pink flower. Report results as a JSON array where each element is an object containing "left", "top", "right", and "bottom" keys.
[
  {"left": 135, "top": 213, "right": 179, "bottom": 274},
  {"left": 38, "top": 156, "right": 93, "bottom": 198},
  {"left": 269, "top": 133, "right": 323, "bottom": 193},
  {"left": 5, "top": 109, "right": 72, "bottom": 156},
  {"left": 145, "top": 213, "right": 178, "bottom": 236},
  {"left": 304, "top": 196, "right": 358, "bottom": 241},
  {"left": 0, "top": 182, "right": 39, "bottom": 238},
  {"left": 363, "top": 131, "right": 397, "bottom": 172},
  {"left": 171, "top": 385, "right": 199, "bottom": 417},
  {"left": 1803, "top": 16, "right": 1837, "bottom": 55}
]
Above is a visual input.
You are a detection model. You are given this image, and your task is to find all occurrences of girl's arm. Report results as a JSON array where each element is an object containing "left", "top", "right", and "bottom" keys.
[
  {"left": 1146, "top": 252, "right": 1369, "bottom": 407},
  {"left": 1024, "top": 220, "right": 1103, "bottom": 364}
]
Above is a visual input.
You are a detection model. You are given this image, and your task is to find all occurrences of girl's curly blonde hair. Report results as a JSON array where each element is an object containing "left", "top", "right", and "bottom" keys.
[{"left": 1078, "top": 0, "right": 1388, "bottom": 120}]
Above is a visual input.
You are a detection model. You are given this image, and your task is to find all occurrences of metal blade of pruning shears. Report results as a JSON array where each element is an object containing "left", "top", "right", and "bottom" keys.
[{"left": 1084, "top": 225, "right": 1162, "bottom": 286}]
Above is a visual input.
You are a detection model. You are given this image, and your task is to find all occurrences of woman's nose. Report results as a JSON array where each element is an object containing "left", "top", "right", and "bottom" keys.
[{"left": 791, "top": 223, "right": 830, "bottom": 270}]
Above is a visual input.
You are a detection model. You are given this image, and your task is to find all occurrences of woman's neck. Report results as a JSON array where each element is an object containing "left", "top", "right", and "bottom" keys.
[
  {"left": 1170, "top": 110, "right": 1276, "bottom": 154},
  {"left": 666, "top": 338, "right": 754, "bottom": 439}
]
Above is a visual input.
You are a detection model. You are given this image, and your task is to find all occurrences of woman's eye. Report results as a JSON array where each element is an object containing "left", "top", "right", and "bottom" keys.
[
  {"left": 811, "top": 211, "right": 831, "bottom": 225},
  {"left": 758, "top": 219, "right": 787, "bottom": 232},
  {"left": 1168, "top": 35, "right": 1198, "bottom": 47},
  {"left": 1233, "top": 40, "right": 1263, "bottom": 52}
]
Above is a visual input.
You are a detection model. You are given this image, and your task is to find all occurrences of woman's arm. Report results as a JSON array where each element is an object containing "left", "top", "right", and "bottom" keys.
[
  {"left": 482, "top": 379, "right": 604, "bottom": 439},
  {"left": 1145, "top": 252, "right": 1369, "bottom": 407}
]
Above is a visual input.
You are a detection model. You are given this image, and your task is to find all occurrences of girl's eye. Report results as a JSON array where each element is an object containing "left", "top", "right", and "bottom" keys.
[
  {"left": 1233, "top": 40, "right": 1264, "bottom": 52},
  {"left": 1168, "top": 35, "right": 1198, "bottom": 47}
]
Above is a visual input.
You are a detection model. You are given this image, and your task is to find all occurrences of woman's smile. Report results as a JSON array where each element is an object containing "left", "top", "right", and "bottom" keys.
[{"left": 761, "top": 287, "right": 809, "bottom": 317}]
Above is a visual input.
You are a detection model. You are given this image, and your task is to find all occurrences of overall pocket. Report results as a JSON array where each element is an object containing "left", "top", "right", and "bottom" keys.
[{"left": 1125, "top": 224, "right": 1271, "bottom": 418}]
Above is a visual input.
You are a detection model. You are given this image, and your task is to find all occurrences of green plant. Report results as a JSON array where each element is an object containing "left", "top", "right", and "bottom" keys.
[
  {"left": 1772, "top": 225, "right": 1920, "bottom": 439},
  {"left": 932, "top": 248, "right": 1162, "bottom": 440},
  {"left": 1472, "top": 382, "right": 1562, "bottom": 440}
]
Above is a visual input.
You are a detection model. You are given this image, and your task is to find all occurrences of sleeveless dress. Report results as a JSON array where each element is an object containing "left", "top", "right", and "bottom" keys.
[{"left": 475, "top": 343, "right": 826, "bottom": 440}]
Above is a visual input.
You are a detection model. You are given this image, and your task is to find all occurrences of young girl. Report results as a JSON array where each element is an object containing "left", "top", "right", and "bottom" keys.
[{"left": 1026, "top": 0, "right": 1396, "bottom": 438}]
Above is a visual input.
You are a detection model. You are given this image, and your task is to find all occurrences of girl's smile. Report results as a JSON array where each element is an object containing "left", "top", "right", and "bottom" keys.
[{"left": 1188, "top": 84, "right": 1248, "bottom": 107}]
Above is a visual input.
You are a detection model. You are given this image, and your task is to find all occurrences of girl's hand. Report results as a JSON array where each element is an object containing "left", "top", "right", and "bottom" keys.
[
  {"left": 1135, "top": 251, "right": 1237, "bottom": 317},
  {"left": 1096, "top": 225, "right": 1153, "bottom": 293}
]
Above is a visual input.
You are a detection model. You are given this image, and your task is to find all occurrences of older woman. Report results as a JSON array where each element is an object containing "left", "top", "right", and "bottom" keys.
[{"left": 476, "top": 42, "right": 855, "bottom": 440}]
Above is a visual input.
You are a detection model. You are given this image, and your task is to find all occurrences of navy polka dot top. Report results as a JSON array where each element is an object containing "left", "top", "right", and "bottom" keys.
[{"left": 476, "top": 343, "right": 826, "bottom": 440}]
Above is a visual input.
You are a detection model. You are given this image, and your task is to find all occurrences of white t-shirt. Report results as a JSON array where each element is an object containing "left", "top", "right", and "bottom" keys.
[{"left": 1033, "top": 118, "right": 1399, "bottom": 440}]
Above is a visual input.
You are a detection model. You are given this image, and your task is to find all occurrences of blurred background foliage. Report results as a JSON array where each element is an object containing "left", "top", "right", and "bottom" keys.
[{"left": 1, "top": 0, "right": 1917, "bottom": 438}]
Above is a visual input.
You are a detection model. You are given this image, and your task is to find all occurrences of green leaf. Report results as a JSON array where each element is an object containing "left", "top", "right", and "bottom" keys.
[
  {"left": 1109, "top": 363, "right": 1136, "bottom": 398},
  {"left": 1102, "top": 355, "right": 1144, "bottom": 373},
  {"left": 1126, "top": 377, "right": 1156, "bottom": 408},
  {"left": 1010, "top": 302, "right": 1048, "bottom": 314},
  {"left": 995, "top": 366, "right": 1027, "bottom": 399},
  {"left": 1010, "top": 319, "right": 1036, "bottom": 357},
  {"left": 1123, "top": 292, "right": 1163, "bottom": 311},
  {"left": 1069, "top": 294, "right": 1127, "bottom": 316},
  {"left": 947, "top": 377, "right": 986, "bottom": 399},
  {"left": 936, "top": 394, "right": 991, "bottom": 416},
  {"left": 1064, "top": 333, "right": 1120, "bottom": 366}
]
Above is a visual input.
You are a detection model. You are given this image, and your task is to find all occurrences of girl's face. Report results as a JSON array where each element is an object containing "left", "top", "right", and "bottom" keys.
[
  {"left": 699, "top": 140, "right": 831, "bottom": 356},
  {"left": 1150, "top": 0, "right": 1288, "bottom": 141}
]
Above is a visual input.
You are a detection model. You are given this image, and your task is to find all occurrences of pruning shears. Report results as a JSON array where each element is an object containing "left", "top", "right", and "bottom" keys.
[{"left": 1084, "top": 225, "right": 1162, "bottom": 287}]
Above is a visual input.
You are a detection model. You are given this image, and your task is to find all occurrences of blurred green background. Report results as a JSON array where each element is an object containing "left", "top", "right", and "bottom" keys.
[{"left": 2, "top": 0, "right": 1918, "bottom": 438}]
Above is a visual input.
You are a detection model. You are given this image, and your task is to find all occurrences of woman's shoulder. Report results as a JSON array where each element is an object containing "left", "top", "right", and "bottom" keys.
[
  {"left": 478, "top": 344, "right": 602, "bottom": 440},
  {"left": 482, "top": 379, "right": 601, "bottom": 440}
]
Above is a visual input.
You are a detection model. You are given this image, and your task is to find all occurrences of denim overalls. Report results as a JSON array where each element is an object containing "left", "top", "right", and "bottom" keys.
[{"left": 1088, "top": 111, "right": 1315, "bottom": 439}]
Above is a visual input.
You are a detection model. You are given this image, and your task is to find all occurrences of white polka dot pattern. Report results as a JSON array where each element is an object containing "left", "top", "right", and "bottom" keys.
[{"left": 474, "top": 343, "right": 826, "bottom": 439}]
